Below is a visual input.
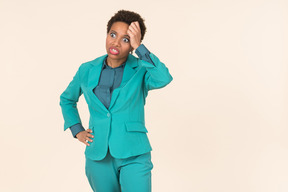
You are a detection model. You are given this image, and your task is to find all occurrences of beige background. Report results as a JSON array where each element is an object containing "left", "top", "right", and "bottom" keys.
[{"left": 1, "top": 0, "right": 288, "bottom": 191}]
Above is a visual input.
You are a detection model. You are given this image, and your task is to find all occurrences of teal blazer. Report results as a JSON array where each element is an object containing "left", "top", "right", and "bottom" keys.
[{"left": 60, "top": 52, "right": 173, "bottom": 160}]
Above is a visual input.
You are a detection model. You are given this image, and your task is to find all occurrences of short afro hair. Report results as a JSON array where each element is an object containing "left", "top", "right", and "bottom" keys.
[{"left": 107, "top": 10, "right": 147, "bottom": 41}]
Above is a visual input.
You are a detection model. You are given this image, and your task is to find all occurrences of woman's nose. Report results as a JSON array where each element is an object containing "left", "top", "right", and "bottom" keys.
[{"left": 113, "top": 38, "right": 121, "bottom": 47}]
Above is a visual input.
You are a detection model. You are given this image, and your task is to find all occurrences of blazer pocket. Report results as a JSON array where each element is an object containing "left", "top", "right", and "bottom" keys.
[{"left": 125, "top": 121, "right": 148, "bottom": 133}]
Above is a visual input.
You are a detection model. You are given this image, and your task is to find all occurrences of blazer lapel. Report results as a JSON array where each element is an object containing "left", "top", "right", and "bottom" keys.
[
  {"left": 87, "top": 55, "right": 109, "bottom": 112},
  {"left": 109, "top": 54, "right": 138, "bottom": 110}
]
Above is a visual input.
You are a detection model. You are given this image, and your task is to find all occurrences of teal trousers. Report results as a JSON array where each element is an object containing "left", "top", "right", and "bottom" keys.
[{"left": 85, "top": 147, "right": 153, "bottom": 192}]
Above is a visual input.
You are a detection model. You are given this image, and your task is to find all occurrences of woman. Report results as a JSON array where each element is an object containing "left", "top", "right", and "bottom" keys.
[{"left": 60, "top": 10, "right": 173, "bottom": 192}]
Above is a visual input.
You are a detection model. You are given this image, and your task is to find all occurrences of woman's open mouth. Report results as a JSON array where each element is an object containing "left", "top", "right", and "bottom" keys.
[{"left": 109, "top": 47, "right": 120, "bottom": 55}]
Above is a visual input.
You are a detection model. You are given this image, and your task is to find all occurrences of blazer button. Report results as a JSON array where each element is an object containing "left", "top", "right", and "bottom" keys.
[{"left": 107, "top": 113, "right": 110, "bottom": 117}]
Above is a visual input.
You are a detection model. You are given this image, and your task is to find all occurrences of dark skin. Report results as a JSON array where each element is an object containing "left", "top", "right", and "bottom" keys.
[{"left": 76, "top": 21, "right": 142, "bottom": 146}]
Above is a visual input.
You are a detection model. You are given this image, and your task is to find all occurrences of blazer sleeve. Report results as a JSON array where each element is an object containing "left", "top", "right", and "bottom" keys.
[
  {"left": 140, "top": 52, "right": 173, "bottom": 92},
  {"left": 59, "top": 65, "right": 83, "bottom": 131}
]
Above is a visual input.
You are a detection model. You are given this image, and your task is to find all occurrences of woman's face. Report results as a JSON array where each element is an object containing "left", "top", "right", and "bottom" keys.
[{"left": 106, "top": 21, "right": 132, "bottom": 62}]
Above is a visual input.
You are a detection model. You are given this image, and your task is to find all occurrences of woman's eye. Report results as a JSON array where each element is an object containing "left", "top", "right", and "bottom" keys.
[
  {"left": 123, "top": 38, "right": 130, "bottom": 43},
  {"left": 110, "top": 33, "right": 116, "bottom": 38}
]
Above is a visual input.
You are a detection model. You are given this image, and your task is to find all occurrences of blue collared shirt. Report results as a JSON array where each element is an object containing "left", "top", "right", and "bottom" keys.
[
  {"left": 70, "top": 44, "right": 155, "bottom": 138},
  {"left": 93, "top": 58, "right": 125, "bottom": 109}
]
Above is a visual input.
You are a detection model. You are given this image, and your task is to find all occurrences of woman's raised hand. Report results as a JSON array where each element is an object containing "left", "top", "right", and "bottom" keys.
[
  {"left": 76, "top": 129, "right": 94, "bottom": 146},
  {"left": 127, "top": 21, "right": 141, "bottom": 51}
]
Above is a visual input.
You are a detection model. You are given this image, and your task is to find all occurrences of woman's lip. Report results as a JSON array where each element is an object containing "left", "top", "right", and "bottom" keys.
[{"left": 109, "top": 47, "right": 120, "bottom": 55}]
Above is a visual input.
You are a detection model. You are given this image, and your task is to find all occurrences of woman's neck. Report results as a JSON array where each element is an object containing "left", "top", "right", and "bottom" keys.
[{"left": 106, "top": 57, "right": 127, "bottom": 68}]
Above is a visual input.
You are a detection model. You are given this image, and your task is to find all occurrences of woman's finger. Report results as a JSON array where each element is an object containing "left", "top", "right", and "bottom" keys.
[
  {"left": 129, "top": 23, "right": 138, "bottom": 32},
  {"left": 84, "top": 139, "right": 90, "bottom": 146},
  {"left": 131, "top": 21, "right": 140, "bottom": 31},
  {"left": 80, "top": 134, "right": 91, "bottom": 146},
  {"left": 86, "top": 129, "right": 92, "bottom": 133},
  {"left": 86, "top": 136, "right": 93, "bottom": 142},
  {"left": 128, "top": 26, "right": 136, "bottom": 35},
  {"left": 128, "top": 27, "right": 141, "bottom": 39},
  {"left": 87, "top": 133, "right": 94, "bottom": 138}
]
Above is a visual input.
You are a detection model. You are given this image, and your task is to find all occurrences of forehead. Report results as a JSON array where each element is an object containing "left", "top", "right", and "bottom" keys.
[{"left": 110, "top": 21, "right": 129, "bottom": 34}]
